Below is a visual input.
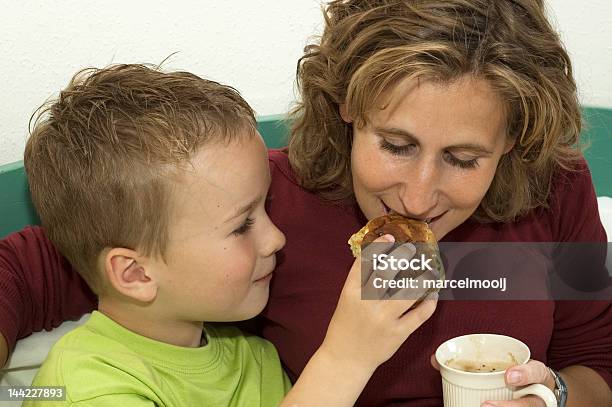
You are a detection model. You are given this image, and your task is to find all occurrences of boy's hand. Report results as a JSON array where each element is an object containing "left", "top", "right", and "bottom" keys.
[
  {"left": 280, "top": 235, "right": 439, "bottom": 407},
  {"left": 320, "top": 234, "right": 438, "bottom": 371}
]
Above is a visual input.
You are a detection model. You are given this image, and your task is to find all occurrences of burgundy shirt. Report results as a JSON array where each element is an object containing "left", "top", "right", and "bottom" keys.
[{"left": 0, "top": 149, "right": 610, "bottom": 406}]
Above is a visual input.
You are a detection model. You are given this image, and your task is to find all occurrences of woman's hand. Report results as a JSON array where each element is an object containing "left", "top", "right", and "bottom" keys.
[
  {"left": 480, "top": 360, "right": 556, "bottom": 407},
  {"left": 320, "top": 234, "right": 438, "bottom": 371},
  {"left": 430, "top": 356, "right": 556, "bottom": 407}
]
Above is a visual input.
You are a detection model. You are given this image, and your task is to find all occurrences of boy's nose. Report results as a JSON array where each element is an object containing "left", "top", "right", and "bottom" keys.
[{"left": 262, "top": 218, "right": 286, "bottom": 257}]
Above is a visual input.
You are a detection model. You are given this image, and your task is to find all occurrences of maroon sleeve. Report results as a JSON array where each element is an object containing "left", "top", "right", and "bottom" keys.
[
  {"left": 550, "top": 158, "right": 607, "bottom": 242},
  {"left": 0, "top": 226, "right": 96, "bottom": 353},
  {"left": 547, "top": 159, "right": 612, "bottom": 388},
  {"left": 548, "top": 301, "right": 612, "bottom": 388}
]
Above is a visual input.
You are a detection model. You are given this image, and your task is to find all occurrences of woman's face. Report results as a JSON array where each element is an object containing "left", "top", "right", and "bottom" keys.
[{"left": 347, "top": 75, "right": 513, "bottom": 240}]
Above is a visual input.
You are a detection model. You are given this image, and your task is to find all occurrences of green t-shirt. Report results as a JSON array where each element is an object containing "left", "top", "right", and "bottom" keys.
[{"left": 25, "top": 311, "right": 291, "bottom": 406}]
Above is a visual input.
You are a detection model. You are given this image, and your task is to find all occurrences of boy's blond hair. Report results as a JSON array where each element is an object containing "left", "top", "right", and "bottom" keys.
[{"left": 25, "top": 64, "right": 257, "bottom": 294}]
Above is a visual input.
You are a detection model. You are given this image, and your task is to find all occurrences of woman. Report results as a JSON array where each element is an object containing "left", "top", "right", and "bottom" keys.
[
  {"left": 1, "top": 1, "right": 611, "bottom": 406},
  {"left": 260, "top": 0, "right": 611, "bottom": 404}
]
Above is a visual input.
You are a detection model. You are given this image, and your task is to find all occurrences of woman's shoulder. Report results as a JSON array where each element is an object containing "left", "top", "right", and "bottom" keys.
[
  {"left": 447, "top": 157, "right": 605, "bottom": 242},
  {"left": 550, "top": 157, "right": 593, "bottom": 200},
  {"left": 548, "top": 157, "right": 606, "bottom": 242},
  {"left": 268, "top": 148, "right": 298, "bottom": 185}
]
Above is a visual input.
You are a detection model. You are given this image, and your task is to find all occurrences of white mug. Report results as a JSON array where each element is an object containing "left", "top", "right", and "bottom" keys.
[{"left": 435, "top": 334, "right": 557, "bottom": 407}]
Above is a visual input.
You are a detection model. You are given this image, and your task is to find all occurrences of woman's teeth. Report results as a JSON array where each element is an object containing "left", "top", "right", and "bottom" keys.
[
  {"left": 427, "top": 212, "right": 447, "bottom": 224},
  {"left": 382, "top": 202, "right": 391, "bottom": 214},
  {"left": 382, "top": 200, "right": 445, "bottom": 224}
]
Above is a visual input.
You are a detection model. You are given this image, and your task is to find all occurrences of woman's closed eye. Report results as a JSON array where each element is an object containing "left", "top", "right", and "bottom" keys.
[
  {"left": 379, "top": 138, "right": 479, "bottom": 169},
  {"left": 379, "top": 139, "right": 417, "bottom": 156},
  {"left": 442, "top": 151, "right": 479, "bottom": 169},
  {"left": 233, "top": 218, "right": 255, "bottom": 236}
]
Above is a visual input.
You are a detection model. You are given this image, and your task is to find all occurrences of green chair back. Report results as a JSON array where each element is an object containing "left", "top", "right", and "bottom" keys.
[{"left": 1, "top": 110, "right": 610, "bottom": 238}]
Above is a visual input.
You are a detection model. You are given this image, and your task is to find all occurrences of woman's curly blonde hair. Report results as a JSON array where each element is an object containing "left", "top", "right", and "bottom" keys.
[{"left": 288, "top": 0, "right": 582, "bottom": 222}]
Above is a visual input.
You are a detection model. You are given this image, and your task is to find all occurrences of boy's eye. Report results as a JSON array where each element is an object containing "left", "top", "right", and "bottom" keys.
[
  {"left": 232, "top": 218, "right": 254, "bottom": 236},
  {"left": 379, "top": 139, "right": 416, "bottom": 156},
  {"left": 443, "top": 151, "right": 479, "bottom": 169}
]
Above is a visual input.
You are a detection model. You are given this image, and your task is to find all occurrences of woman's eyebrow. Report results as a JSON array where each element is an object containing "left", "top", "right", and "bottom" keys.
[
  {"left": 446, "top": 143, "right": 493, "bottom": 155},
  {"left": 374, "top": 126, "right": 493, "bottom": 155},
  {"left": 374, "top": 126, "right": 418, "bottom": 142}
]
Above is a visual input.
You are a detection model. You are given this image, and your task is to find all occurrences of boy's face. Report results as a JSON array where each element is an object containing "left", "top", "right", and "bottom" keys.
[{"left": 152, "top": 131, "right": 285, "bottom": 322}]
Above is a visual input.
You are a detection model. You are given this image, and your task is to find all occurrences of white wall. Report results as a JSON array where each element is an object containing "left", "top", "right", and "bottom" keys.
[
  {"left": 1, "top": 0, "right": 611, "bottom": 165},
  {"left": 546, "top": 0, "right": 612, "bottom": 110}
]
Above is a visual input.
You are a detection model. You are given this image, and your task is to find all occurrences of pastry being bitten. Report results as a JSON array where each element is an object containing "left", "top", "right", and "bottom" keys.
[
  {"left": 348, "top": 214, "right": 436, "bottom": 257},
  {"left": 348, "top": 213, "right": 445, "bottom": 291}
]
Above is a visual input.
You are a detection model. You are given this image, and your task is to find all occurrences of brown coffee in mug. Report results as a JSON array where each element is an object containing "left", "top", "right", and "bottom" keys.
[
  {"left": 445, "top": 358, "right": 517, "bottom": 373},
  {"left": 436, "top": 334, "right": 557, "bottom": 407}
]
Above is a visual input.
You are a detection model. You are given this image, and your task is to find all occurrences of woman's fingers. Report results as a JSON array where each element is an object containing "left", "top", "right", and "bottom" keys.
[
  {"left": 504, "top": 360, "right": 554, "bottom": 388},
  {"left": 481, "top": 396, "right": 547, "bottom": 407},
  {"left": 481, "top": 360, "right": 555, "bottom": 407}
]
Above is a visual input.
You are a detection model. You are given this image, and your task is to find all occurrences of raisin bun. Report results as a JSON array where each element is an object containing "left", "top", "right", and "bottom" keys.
[{"left": 348, "top": 214, "right": 436, "bottom": 257}]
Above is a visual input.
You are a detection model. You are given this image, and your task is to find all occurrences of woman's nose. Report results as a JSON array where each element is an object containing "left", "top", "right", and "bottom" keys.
[{"left": 398, "top": 160, "right": 440, "bottom": 218}]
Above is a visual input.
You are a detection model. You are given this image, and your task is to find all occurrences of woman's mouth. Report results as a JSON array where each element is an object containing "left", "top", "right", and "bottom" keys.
[
  {"left": 381, "top": 200, "right": 447, "bottom": 225},
  {"left": 425, "top": 211, "right": 446, "bottom": 226},
  {"left": 381, "top": 201, "right": 392, "bottom": 215}
]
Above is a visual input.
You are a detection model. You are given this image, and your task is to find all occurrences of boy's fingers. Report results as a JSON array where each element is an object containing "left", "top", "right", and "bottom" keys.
[
  {"left": 386, "top": 276, "right": 430, "bottom": 302},
  {"left": 385, "top": 248, "right": 430, "bottom": 302},
  {"left": 385, "top": 242, "right": 418, "bottom": 290},
  {"left": 397, "top": 292, "right": 438, "bottom": 330},
  {"left": 363, "top": 270, "right": 393, "bottom": 299},
  {"left": 360, "top": 234, "right": 396, "bottom": 287},
  {"left": 363, "top": 242, "right": 416, "bottom": 299},
  {"left": 390, "top": 242, "right": 417, "bottom": 259}
]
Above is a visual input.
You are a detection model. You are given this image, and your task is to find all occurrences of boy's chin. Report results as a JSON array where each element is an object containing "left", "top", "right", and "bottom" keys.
[
  {"left": 222, "top": 298, "right": 270, "bottom": 323},
  {"left": 242, "top": 300, "right": 269, "bottom": 320}
]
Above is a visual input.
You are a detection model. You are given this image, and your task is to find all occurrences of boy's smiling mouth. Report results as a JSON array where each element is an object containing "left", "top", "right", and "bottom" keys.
[{"left": 253, "top": 270, "right": 274, "bottom": 283}]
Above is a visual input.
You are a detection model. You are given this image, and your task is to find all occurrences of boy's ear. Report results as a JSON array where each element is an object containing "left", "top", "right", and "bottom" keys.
[
  {"left": 104, "top": 248, "right": 158, "bottom": 303},
  {"left": 339, "top": 103, "right": 352, "bottom": 123}
]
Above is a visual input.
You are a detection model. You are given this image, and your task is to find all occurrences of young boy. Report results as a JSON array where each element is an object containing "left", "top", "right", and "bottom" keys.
[{"left": 22, "top": 64, "right": 436, "bottom": 406}]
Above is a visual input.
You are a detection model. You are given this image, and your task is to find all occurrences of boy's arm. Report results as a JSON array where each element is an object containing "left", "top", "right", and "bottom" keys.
[
  {"left": 279, "top": 237, "right": 438, "bottom": 406},
  {"left": 279, "top": 299, "right": 436, "bottom": 407},
  {"left": 279, "top": 347, "right": 377, "bottom": 406},
  {"left": 0, "top": 226, "right": 96, "bottom": 366}
]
